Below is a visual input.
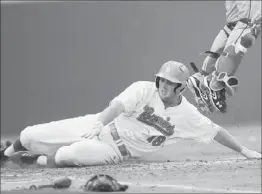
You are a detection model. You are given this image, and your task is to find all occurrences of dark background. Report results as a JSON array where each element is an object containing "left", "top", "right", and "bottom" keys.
[{"left": 1, "top": 1, "right": 261, "bottom": 136}]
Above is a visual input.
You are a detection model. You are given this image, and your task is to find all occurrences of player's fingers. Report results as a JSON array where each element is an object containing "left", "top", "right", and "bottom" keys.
[
  {"left": 87, "top": 133, "right": 96, "bottom": 139},
  {"left": 81, "top": 134, "right": 86, "bottom": 138},
  {"left": 82, "top": 133, "right": 92, "bottom": 139}
]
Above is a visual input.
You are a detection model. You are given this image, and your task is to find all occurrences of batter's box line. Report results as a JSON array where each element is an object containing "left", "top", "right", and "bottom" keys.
[
  {"left": 2, "top": 178, "right": 260, "bottom": 193},
  {"left": 73, "top": 178, "right": 261, "bottom": 193},
  {"left": 118, "top": 181, "right": 261, "bottom": 193},
  {"left": 121, "top": 158, "right": 261, "bottom": 170}
]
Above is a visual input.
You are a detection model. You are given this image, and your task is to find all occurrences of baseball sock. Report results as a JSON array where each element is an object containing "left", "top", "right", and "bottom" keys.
[
  {"left": 36, "top": 155, "right": 47, "bottom": 166},
  {"left": 4, "top": 138, "right": 27, "bottom": 157}
]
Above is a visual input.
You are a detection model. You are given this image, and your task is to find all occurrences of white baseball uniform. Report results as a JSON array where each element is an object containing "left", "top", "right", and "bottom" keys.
[
  {"left": 202, "top": 0, "right": 261, "bottom": 73},
  {"left": 19, "top": 81, "right": 220, "bottom": 167}
]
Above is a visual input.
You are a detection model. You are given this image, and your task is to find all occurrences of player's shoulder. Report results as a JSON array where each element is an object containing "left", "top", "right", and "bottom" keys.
[
  {"left": 129, "top": 81, "right": 155, "bottom": 89},
  {"left": 181, "top": 96, "right": 199, "bottom": 111},
  {"left": 181, "top": 96, "right": 210, "bottom": 118}
]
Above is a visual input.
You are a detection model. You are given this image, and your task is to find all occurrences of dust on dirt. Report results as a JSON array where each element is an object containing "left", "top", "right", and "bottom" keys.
[
  {"left": 1, "top": 158, "right": 261, "bottom": 193},
  {"left": 1, "top": 125, "right": 261, "bottom": 193}
]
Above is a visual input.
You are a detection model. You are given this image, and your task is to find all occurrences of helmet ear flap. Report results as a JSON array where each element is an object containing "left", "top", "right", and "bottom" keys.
[
  {"left": 155, "top": 77, "right": 160, "bottom": 88},
  {"left": 174, "top": 83, "right": 182, "bottom": 93},
  {"left": 156, "top": 77, "right": 188, "bottom": 94},
  {"left": 174, "top": 82, "right": 187, "bottom": 94}
]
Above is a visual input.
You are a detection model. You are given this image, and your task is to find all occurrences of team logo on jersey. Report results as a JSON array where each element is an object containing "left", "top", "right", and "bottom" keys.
[{"left": 136, "top": 105, "right": 174, "bottom": 136}]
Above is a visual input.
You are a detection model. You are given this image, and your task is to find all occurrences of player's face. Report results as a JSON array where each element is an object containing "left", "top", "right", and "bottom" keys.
[{"left": 158, "top": 77, "right": 179, "bottom": 99}]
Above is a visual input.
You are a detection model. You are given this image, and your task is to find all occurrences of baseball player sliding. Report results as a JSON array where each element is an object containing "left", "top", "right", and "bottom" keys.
[
  {"left": 1, "top": 61, "right": 261, "bottom": 167},
  {"left": 187, "top": 0, "right": 261, "bottom": 115}
]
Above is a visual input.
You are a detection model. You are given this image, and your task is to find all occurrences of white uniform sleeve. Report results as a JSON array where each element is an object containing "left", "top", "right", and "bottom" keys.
[
  {"left": 110, "top": 81, "right": 150, "bottom": 114},
  {"left": 186, "top": 106, "right": 220, "bottom": 144}
]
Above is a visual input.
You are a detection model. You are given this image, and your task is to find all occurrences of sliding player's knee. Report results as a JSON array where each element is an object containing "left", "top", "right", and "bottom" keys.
[
  {"left": 54, "top": 141, "right": 95, "bottom": 167},
  {"left": 55, "top": 139, "right": 120, "bottom": 167},
  {"left": 19, "top": 126, "right": 36, "bottom": 150},
  {"left": 54, "top": 146, "right": 76, "bottom": 166}
]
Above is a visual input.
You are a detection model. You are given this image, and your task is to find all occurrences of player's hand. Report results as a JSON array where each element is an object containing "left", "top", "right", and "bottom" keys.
[
  {"left": 81, "top": 120, "right": 104, "bottom": 139},
  {"left": 240, "top": 147, "right": 261, "bottom": 160}
]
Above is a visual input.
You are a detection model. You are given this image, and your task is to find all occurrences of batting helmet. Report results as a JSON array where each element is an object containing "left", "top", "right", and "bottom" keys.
[{"left": 155, "top": 61, "right": 189, "bottom": 94}]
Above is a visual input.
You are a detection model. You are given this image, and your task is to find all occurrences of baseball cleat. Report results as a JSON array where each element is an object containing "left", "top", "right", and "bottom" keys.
[
  {"left": 1, "top": 140, "right": 13, "bottom": 166},
  {"left": 9, "top": 151, "right": 42, "bottom": 167},
  {"left": 187, "top": 73, "right": 216, "bottom": 115},
  {"left": 1, "top": 148, "right": 9, "bottom": 166},
  {"left": 203, "top": 74, "right": 227, "bottom": 113}
]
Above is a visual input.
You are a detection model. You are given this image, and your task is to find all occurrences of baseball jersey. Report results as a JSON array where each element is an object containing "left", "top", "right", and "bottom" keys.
[
  {"left": 110, "top": 81, "right": 220, "bottom": 157},
  {"left": 225, "top": 0, "right": 261, "bottom": 23}
]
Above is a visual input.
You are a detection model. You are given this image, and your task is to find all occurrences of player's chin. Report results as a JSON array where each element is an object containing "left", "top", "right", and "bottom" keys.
[
  {"left": 159, "top": 93, "right": 167, "bottom": 100},
  {"left": 159, "top": 90, "right": 170, "bottom": 98},
  {"left": 159, "top": 94, "right": 173, "bottom": 102}
]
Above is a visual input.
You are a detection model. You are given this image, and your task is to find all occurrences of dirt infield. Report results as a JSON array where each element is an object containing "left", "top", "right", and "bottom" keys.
[{"left": 1, "top": 125, "right": 261, "bottom": 193}]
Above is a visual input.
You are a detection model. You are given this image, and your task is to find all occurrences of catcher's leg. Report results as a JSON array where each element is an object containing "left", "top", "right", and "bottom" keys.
[
  {"left": 216, "top": 19, "right": 261, "bottom": 75},
  {"left": 199, "top": 19, "right": 261, "bottom": 113},
  {"left": 210, "top": 19, "right": 261, "bottom": 96},
  {"left": 188, "top": 25, "right": 230, "bottom": 114},
  {"left": 201, "top": 25, "right": 231, "bottom": 75}
]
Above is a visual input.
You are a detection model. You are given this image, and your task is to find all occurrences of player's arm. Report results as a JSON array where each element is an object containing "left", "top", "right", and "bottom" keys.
[
  {"left": 97, "top": 81, "right": 150, "bottom": 125},
  {"left": 188, "top": 107, "right": 261, "bottom": 159},
  {"left": 81, "top": 101, "right": 125, "bottom": 139},
  {"left": 97, "top": 100, "right": 124, "bottom": 127},
  {"left": 82, "top": 81, "right": 148, "bottom": 139},
  {"left": 213, "top": 124, "right": 261, "bottom": 159}
]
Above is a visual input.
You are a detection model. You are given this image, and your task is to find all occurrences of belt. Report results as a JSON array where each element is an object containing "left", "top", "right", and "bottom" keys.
[
  {"left": 226, "top": 21, "right": 237, "bottom": 31},
  {"left": 239, "top": 18, "right": 252, "bottom": 26},
  {"left": 226, "top": 18, "right": 252, "bottom": 31},
  {"left": 109, "top": 123, "right": 131, "bottom": 159}
]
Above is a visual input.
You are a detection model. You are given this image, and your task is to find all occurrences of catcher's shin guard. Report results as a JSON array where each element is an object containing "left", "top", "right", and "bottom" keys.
[
  {"left": 215, "top": 45, "right": 244, "bottom": 78},
  {"left": 216, "top": 24, "right": 259, "bottom": 78},
  {"left": 213, "top": 31, "right": 253, "bottom": 96},
  {"left": 212, "top": 42, "right": 241, "bottom": 97},
  {"left": 201, "top": 51, "right": 220, "bottom": 75}
]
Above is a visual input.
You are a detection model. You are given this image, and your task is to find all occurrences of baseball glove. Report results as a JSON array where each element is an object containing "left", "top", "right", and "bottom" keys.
[{"left": 83, "top": 174, "right": 128, "bottom": 192}]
